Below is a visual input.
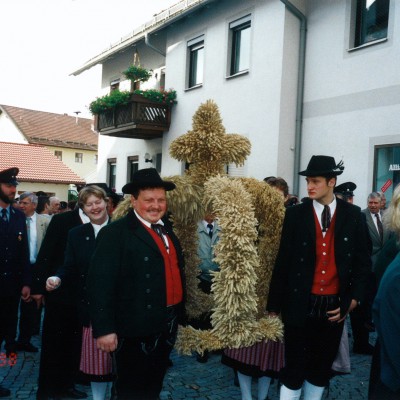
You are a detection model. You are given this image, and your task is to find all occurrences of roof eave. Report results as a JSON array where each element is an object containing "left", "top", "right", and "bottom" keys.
[{"left": 70, "top": 0, "right": 216, "bottom": 76}]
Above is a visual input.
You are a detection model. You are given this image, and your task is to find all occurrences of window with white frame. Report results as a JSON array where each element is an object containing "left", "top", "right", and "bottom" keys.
[
  {"left": 354, "top": 0, "right": 389, "bottom": 47},
  {"left": 127, "top": 155, "right": 139, "bottom": 182},
  {"left": 75, "top": 152, "right": 83, "bottom": 163},
  {"left": 107, "top": 158, "right": 117, "bottom": 190},
  {"left": 54, "top": 150, "right": 62, "bottom": 161},
  {"left": 187, "top": 35, "right": 204, "bottom": 88},
  {"left": 229, "top": 15, "right": 251, "bottom": 76}
]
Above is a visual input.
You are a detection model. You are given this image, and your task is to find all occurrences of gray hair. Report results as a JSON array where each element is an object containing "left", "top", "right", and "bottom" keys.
[
  {"left": 368, "top": 191, "right": 382, "bottom": 201},
  {"left": 20, "top": 192, "right": 38, "bottom": 204}
]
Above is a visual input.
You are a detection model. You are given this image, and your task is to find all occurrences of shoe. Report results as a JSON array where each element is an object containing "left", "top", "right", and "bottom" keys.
[
  {"left": 196, "top": 351, "right": 209, "bottom": 363},
  {"left": 62, "top": 388, "right": 87, "bottom": 399},
  {"left": 0, "top": 385, "right": 11, "bottom": 397},
  {"left": 16, "top": 342, "right": 38, "bottom": 352},
  {"left": 353, "top": 344, "right": 374, "bottom": 355}
]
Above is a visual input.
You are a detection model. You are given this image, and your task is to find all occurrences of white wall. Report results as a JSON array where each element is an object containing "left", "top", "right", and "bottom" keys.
[{"left": 16, "top": 182, "right": 70, "bottom": 201}]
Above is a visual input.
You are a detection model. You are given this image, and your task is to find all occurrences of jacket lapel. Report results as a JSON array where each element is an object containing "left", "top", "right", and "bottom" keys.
[{"left": 127, "top": 210, "right": 161, "bottom": 253}]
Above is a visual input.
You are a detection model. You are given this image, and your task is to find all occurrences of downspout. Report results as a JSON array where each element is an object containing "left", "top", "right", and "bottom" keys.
[
  {"left": 280, "top": 0, "right": 307, "bottom": 196},
  {"left": 145, "top": 32, "right": 166, "bottom": 57}
]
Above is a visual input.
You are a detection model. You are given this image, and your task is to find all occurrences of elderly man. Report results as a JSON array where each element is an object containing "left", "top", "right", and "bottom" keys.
[
  {"left": 16, "top": 192, "right": 50, "bottom": 352},
  {"left": 48, "top": 196, "right": 60, "bottom": 215},
  {"left": 88, "top": 168, "right": 185, "bottom": 400},
  {"left": 267, "top": 155, "right": 371, "bottom": 400},
  {"left": 0, "top": 168, "right": 31, "bottom": 398}
]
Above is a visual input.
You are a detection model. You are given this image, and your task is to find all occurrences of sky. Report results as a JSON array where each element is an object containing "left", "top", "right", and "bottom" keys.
[{"left": 0, "top": 0, "right": 179, "bottom": 118}]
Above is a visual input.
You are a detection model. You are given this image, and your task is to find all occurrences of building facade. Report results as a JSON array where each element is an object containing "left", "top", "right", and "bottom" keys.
[{"left": 73, "top": 0, "right": 399, "bottom": 206}]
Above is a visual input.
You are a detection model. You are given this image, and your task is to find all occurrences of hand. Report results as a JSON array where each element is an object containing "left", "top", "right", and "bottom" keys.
[
  {"left": 21, "top": 286, "right": 31, "bottom": 302},
  {"left": 31, "top": 294, "right": 44, "bottom": 308},
  {"left": 327, "top": 299, "right": 357, "bottom": 323},
  {"left": 97, "top": 333, "right": 118, "bottom": 353},
  {"left": 46, "top": 276, "right": 61, "bottom": 291}
]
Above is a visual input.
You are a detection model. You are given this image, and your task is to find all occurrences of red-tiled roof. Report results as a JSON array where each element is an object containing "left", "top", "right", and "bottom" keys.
[
  {"left": 0, "top": 142, "right": 85, "bottom": 185},
  {"left": 0, "top": 105, "right": 98, "bottom": 151}
]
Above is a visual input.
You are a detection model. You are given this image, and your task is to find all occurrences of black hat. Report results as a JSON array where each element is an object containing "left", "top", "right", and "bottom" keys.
[
  {"left": 0, "top": 167, "right": 19, "bottom": 186},
  {"left": 122, "top": 168, "right": 175, "bottom": 194},
  {"left": 334, "top": 182, "right": 356, "bottom": 197},
  {"left": 299, "top": 156, "right": 344, "bottom": 177}
]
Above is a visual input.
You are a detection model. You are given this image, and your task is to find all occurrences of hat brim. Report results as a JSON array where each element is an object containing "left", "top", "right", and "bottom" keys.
[
  {"left": 299, "top": 169, "right": 343, "bottom": 177},
  {"left": 122, "top": 180, "right": 176, "bottom": 194}
]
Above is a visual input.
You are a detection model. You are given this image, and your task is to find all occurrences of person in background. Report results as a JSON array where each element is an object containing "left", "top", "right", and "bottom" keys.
[
  {"left": 264, "top": 176, "right": 289, "bottom": 202},
  {"left": 59, "top": 201, "right": 68, "bottom": 213},
  {"left": 334, "top": 181, "right": 356, "bottom": 204},
  {"left": 16, "top": 192, "right": 50, "bottom": 352},
  {"left": 191, "top": 212, "right": 221, "bottom": 363},
  {"left": 377, "top": 191, "right": 387, "bottom": 212},
  {"left": 36, "top": 195, "right": 51, "bottom": 216},
  {"left": 46, "top": 186, "right": 112, "bottom": 400},
  {"left": 87, "top": 168, "right": 185, "bottom": 399},
  {"left": 48, "top": 196, "right": 60, "bottom": 215},
  {"left": 32, "top": 193, "right": 89, "bottom": 399},
  {"left": 368, "top": 183, "right": 400, "bottom": 399},
  {"left": 0, "top": 167, "right": 31, "bottom": 398},
  {"left": 267, "top": 155, "right": 371, "bottom": 400}
]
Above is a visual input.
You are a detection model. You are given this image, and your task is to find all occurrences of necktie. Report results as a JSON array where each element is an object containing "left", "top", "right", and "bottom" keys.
[
  {"left": 375, "top": 213, "right": 383, "bottom": 242},
  {"left": 321, "top": 205, "right": 331, "bottom": 233},
  {"left": 207, "top": 223, "right": 213, "bottom": 238},
  {"left": 151, "top": 223, "right": 169, "bottom": 249},
  {"left": 27, "top": 217, "right": 32, "bottom": 243},
  {"left": 1, "top": 209, "right": 8, "bottom": 224}
]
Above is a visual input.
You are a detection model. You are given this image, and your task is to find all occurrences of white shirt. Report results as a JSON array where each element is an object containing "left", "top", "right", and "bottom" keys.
[
  {"left": 313, "top": 197, "right": 337, "bottom": 237},
  {"left": 134, "top": 210, "right": 169, "bottom": 251},
  {"left": 27, "top": 212, "right": 38, "bottom": 264},
  {"left": 91, "top": 218, "right": 109, "bottom": 238},
  {"left": 369, "top": 211, "right": 382, "bottom": 234}
]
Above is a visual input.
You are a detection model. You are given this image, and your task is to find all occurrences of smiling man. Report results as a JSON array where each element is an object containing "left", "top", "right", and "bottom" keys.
[
  {"left": 88, "top": 168, "right": 185, "bottom": 400},
  {"left": 267, "top": 155, "right": 371, "bottom": 400}
]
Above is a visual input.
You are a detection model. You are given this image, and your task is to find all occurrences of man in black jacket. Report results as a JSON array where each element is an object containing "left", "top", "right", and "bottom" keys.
[
  {"left": 267, "top": 156, "right": 371, "bottom": 400},
  {"left": 88, "top": 168, "right": 185, "bottom": 400}
]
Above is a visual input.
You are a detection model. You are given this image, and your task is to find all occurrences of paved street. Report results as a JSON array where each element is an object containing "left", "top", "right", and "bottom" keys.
[{"left": 1, "top": 322, "right": 375, "bottom": 399}]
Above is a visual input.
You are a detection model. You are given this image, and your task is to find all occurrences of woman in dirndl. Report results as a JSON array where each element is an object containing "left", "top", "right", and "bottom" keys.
[{"left": 46, "top": 185, "right": 113, "bottom": 400}]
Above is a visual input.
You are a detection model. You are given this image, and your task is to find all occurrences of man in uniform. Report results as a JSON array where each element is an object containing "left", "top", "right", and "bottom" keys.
[
  {"left": 267, "top": 156, "right": 371, "bottom": 400},
  {"left": 88, "top": 168, "right": 185, "bottom": 400},
  {"left": 0, "top": 167, "right": 31, "bottom": 398}
]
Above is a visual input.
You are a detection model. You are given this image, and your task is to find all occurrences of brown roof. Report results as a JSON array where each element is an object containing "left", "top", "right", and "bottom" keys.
[
  {"left": 0, "top": 105, "right": 98, "bottom": 151},
  {"left": 0, "top": 142, "right": 85, "bottom": 185}
]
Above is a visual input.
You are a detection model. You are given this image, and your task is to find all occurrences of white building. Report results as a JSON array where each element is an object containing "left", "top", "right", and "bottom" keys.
[{"left": 72, "top": 0, "right": 399, "bottom": 206}]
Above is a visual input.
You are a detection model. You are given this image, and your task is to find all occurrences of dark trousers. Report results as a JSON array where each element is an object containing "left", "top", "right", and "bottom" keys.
[
  {"left": 36, "top": 301, "right": 82, "bottom": 398},
  {"left": 18, "top": 299, "right": 41, "bottom": 344},
  {"left": 349, "top": 306, "right": 370, "bottom": 349},
  {"left": 0, "top": 295, "right": 20, "bottom": 350},
  {"left": 114, "top": 310, "right": 178, "bottom": 399},
  {"left": 281, "top": 296, "right": 344, "bottom": 389}
]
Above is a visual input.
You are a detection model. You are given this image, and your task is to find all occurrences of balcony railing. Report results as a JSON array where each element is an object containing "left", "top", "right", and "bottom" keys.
[{"left": 95, "top": 94, "right": 171, "bottom": 139}]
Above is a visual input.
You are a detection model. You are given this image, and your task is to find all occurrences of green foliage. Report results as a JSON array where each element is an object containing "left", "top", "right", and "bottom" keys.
[
  {"left": 123, "top": 65, "right": 152, "bottom": 83},
  {"left": 133, "top": 89, "right": 177, "bottom": 105},
  {"left": 89, "top": 90, "right": 131, "bottom": 115}
]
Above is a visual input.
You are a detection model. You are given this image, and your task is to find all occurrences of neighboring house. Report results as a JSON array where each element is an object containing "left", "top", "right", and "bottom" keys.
[
  {"left": 0, "top": 105, "right": 98, "bottom": 183},
  {"left": 0, "top": 142, "right": 85, "bottom": 200},
  {"left": 71, "top": 0, "right": 399, "bottom": 206}
]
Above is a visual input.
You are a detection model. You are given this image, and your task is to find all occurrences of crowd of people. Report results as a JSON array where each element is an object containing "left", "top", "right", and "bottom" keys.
[{"left": 0, "top": 156, "right": 399, "bottom": 400}]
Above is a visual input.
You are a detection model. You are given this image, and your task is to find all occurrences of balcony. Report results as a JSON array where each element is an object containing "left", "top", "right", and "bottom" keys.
[{"left": 95, "top": 94, "right": 171, "bottom": 139}]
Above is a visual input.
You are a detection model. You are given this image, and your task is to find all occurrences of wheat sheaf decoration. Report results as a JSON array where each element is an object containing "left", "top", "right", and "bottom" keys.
[{"left": 112, "top": 99, "right": 285, "bottom": 352}]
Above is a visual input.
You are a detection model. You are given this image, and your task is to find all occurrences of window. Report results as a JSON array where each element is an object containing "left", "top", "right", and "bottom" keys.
[
  {"left": 127, "top": 155, "right": 139, "bottom": 182},
  {"left": 94, "top": 154, "right": 98, "bottom": 164},
  {"left": 107, "top": 158, "right": 117, "bottom": 190},
  {"left": 374, "top": 144, "right": 400, "bottom": 203},
  {"left": 355, "top": 0, "right": 389, "bottom": 47},
  {"left": 187, "top": 35, "right": 204, "bottom": 88},
  {"left": 54, "top": 150, "right": 62, "bottom": 161},
  {"left": 110, "top": 78, "right": 120, "bottom": 92},
  {"left": 229, "top": 15, "right": 251, "bottom": 75},
  {"left": 75, "top": 153, "right": 83, "bottom": 163},
  {"left": 155, "top": 153, "right": 162, "bottom": 174}
]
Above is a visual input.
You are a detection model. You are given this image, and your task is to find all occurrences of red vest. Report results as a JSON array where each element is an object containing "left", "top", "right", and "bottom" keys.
[
  {"left": 145, "top": 225, "right": 183, "bottom": 306},
  {"left": 312, "top": 211, "right": 340, "bottom": 295}
]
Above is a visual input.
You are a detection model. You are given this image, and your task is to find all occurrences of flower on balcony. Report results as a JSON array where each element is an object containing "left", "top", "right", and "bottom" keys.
[
  {"left": 89, "top": 90, "right": 131, "bottom": 115},
  {"left": 133, "top": 89, "right": 177, "bottom": 105},
  {"left": 123, "top": 65, "right": 152, "bottom": 83}
]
